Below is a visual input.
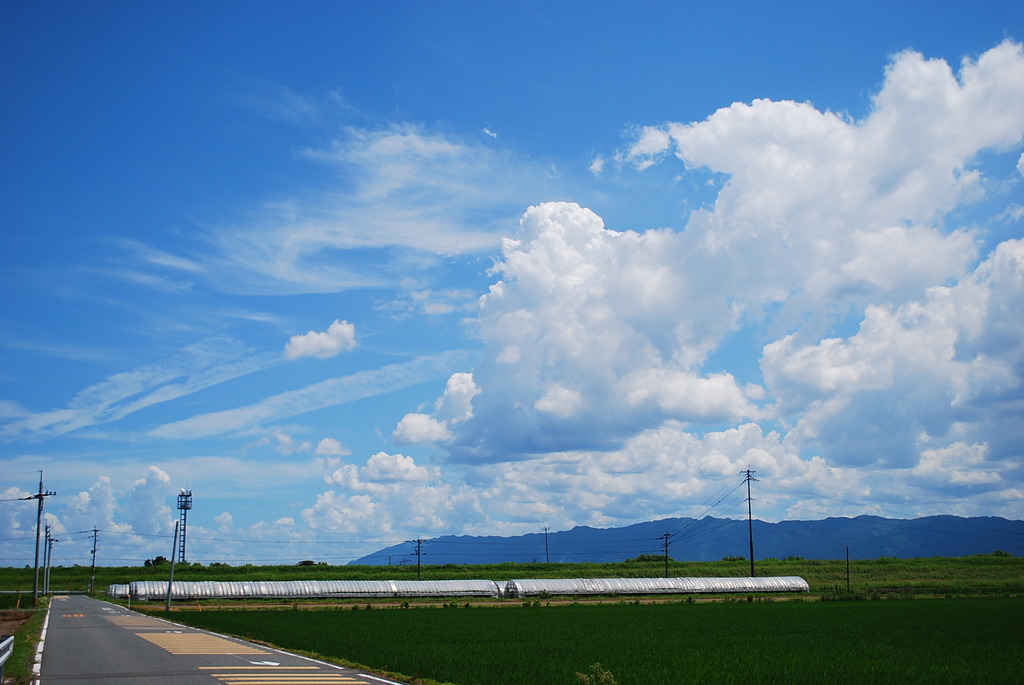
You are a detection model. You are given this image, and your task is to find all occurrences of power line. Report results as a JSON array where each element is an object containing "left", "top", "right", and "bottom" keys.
[{"left": 663, "top": 479, "right": 747, "bottom": 540}]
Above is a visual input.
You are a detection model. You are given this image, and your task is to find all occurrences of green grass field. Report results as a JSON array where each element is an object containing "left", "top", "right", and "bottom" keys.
[
  {"left": 164, "top": 597, "right": 1024, "bottom": 684},
  {"left": 0, "top": 592, "right": 30, "bottom": 609}
]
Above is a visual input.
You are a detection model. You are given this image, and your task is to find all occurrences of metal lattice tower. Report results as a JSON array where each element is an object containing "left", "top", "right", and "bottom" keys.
[{"left": 176, "top": 489, "right": 192, "bottom": 562}]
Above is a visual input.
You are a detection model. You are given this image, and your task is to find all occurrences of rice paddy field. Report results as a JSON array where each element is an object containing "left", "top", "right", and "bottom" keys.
[
  {"left": 165, "top": 597, "right": 1024, "bottom": 684},
  {"left": 3, "top": 555, "right": 1024, "bottom": 684}
]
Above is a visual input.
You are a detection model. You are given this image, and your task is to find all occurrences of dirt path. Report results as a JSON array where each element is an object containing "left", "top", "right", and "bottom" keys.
[{"left": 0, "top": 609, "right": 32, "bottom": 638}]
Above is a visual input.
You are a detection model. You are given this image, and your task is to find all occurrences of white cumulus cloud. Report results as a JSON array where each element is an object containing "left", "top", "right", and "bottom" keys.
[
  {"left": 393, "top": 372, "right": 480, "bottom": 444},
  {"left": 285, "top": 319, "right": 357, "bottom": 359},
  {"left": 431, "top": 38, "right": 1024, "bottom": 530},
  {"left": 315, "top": 437, "right": 351, "bottom": 456},
  {"left": 453, "top": 201, "right": 765, "bottom": 459},
  {"left": 393, "top": 413, "right": 452, "bottom": 444}
]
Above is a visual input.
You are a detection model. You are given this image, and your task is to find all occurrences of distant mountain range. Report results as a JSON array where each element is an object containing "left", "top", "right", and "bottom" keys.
[{"left": 351, "top": 515, "right": 1024, "bottom": 565}]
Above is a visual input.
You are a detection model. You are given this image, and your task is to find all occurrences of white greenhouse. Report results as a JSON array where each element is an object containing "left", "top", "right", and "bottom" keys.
[
  {"left": 118, "top": 579, "right": 503, "bottom": 601},
  {"left": 111, "top": 576, "right": 809, "bottom": 601},
  {"left": 106, "top": 583, "right": 130, "bottom": 599},
  {"left": 503, "top": 576, "right": 810, "bottom": 598}
]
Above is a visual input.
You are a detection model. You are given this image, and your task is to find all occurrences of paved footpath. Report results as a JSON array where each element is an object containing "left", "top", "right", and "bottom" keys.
[{"left": 39, "top": 594, "right": 398, "bottom": 685}]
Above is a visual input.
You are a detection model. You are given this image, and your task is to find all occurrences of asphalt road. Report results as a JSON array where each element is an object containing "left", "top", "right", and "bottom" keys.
[{"left": 39, "top": 594, "right": 397, "bottom": 684}]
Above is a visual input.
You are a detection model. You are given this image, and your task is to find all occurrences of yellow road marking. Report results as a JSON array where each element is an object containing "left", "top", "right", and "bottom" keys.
[
  {"left": 136, "top": 632, "right": 269, "bottom": 655},
  {"left": 209, "top": 677, "right": 368, "bottom": 684},
  {"left": 107, "top": 615, "right": 168, "bottom": 629},
  {"left": 61, "top": 613, "right": 84, "bottom": 617},
  {"left": 199, "top": 667, "right": 320, "bottom": 670},
  {"left": 200, "top": 666, "right": 370, "bottom": 683}
]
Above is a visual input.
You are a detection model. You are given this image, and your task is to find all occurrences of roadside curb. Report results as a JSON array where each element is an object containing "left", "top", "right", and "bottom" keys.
[{"left": 31, "top": 603, "right": 49, "bottom": 684}]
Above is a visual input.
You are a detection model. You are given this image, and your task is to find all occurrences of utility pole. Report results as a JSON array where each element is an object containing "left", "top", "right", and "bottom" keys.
[
  {"left": 88, "top": 528, "right": 99, "bottom": 595},
  {"left": 26, "top": 471, "right": 56, "bottom": 606},
  {"left": 660, "top": 533, "right": 671, "bottom": 578},
  {"left": 44, "top": 527, "right": 59, "bottom": 595},
  {"left": 846, "top": 546, "right": 851, "bottom": 593},
  {"left": 408, "top": 538, "right": 426, "bottom": 580},
  {"left": 49, "top": 535, "right": 59, "bottom": 594},
  {"left": 43, "top": 525, "right": 50, "bottom": 595},
  {"left": 741, "top": 468, "right": 757, "bottom": 577},
  {"left": 543, "top": 526, "right": 550, "bottom": 564}
]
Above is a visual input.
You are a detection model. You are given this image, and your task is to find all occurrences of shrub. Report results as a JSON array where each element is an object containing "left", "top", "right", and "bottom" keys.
[{"left": 576, "top": 662, "right": 617, "bottom": 685}]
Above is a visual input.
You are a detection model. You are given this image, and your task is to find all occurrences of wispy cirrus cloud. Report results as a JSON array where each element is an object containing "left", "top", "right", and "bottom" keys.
[
  {"left": 148, "top": 349, "right": 478, "bottom": 440},
  {"left": 228, "top": 77, "right": 326, "bottom": 125},
  {"left": 201, "top": 123, "right": 551, "bottom": 295},
  {"left": 0, "top": 339, "right": 284, "bottom": 441}
]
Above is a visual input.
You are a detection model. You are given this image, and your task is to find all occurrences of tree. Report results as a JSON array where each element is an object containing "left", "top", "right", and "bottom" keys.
[{"left": 627, "top": 554, "right": 667, "bottom": 563}]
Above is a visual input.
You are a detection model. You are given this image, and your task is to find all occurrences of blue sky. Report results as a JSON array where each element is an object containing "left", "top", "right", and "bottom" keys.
[{"left": 2, "top": 1, "right": 1023, "bottom": 567}]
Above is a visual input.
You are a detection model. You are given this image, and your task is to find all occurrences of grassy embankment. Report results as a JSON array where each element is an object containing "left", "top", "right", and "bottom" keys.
[{"left": 2, "top": 554, "right": 1022, "bottom": 597}]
